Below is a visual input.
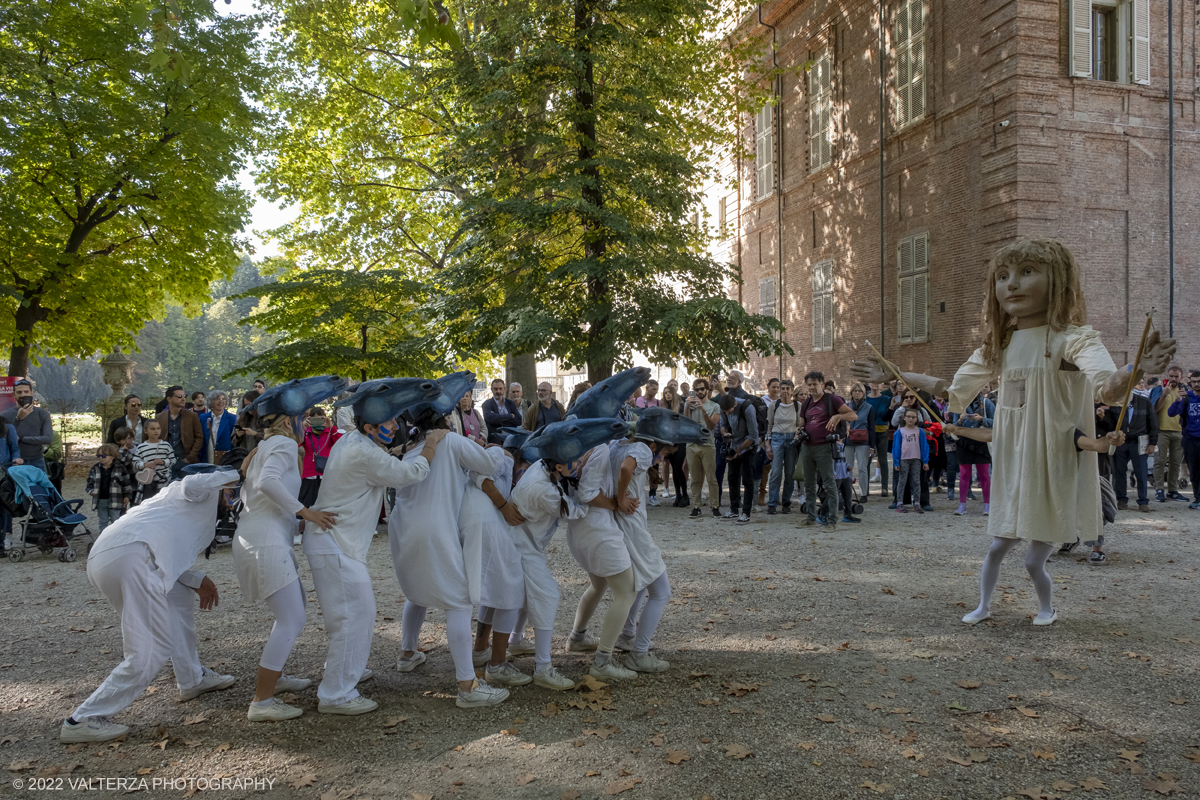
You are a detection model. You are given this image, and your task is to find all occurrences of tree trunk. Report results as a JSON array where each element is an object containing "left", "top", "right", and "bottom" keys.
[
  {"left": 575, "top": 0, "right": 612, "bottom": 382},
  {"left": 8, "top": 296, "right": 46, "bottom": 377},
  {"left": 360, "top": 324, "right": 369, "bottom": 382},
  {"left": 506, "top": 352, "right": 537, "bottom": 396}
]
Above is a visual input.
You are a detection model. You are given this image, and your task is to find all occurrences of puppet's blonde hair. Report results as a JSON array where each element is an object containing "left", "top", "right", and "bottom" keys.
[{"left": 979, "top": 238, "right": 1088, "bottom": 370}]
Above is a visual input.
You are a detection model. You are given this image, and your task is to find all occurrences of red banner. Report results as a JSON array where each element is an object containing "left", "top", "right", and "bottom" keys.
[{"left": 0, "top": 377, "right": 16, "bottom": 415}]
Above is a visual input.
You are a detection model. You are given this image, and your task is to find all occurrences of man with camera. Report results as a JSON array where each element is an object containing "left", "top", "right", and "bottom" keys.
[
  {"left": 1152, "top": 365, "right": 1187, "bottom": 502},
  {"left": 797, "top": 372, "right": 856, "bottom": 531},
  {"left": 3, "top": 379, "right": 53, "bottom": 473},
  {"left": 716, "top": 391, "right": 759, "bottom": 524}
]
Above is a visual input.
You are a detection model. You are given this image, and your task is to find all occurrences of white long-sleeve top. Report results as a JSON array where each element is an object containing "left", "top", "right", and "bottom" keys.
[
  {"left": 89, "top": 471, "right": 239, "bottom": 593},
  {"left": 234, "top": 434, "right": 306, "bottom": 603},
  {"left": 464, "top": 454, "right": 526, "bottom": 611},
  {"left": 511, "top": 460, "right": 589, "bottom": 552},
  {"left": 389, "top": 433, "right": 506, "bottom": 609},
  {"left": 609, "top": 440, "right": 666, "bottom": 591},
  {"left": 307, "top": 430, "right": 430, "bottom": 564},
  {"left": 565, "top": 446, "right": 630, "bottom": 577}
]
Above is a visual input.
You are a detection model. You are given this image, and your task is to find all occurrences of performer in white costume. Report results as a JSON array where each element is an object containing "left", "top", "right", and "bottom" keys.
[
  {"left": 233, "top": 376, "right": 346, "bottom": 722},
  {"left": 390, "top": 407, "right": 512, "bottom": 709},
  {"left": 61, "top": 467, "right": 241, "bottom": 743},
  {"left": 305, "top": 389, "right": 445, "bottom": 716},
  {"left": 852, "top": 238, "right": 1175, "bottom": 625}
]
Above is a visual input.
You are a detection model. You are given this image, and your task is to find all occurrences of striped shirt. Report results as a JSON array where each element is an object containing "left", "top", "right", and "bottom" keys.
[{"left": 134, "top": 441, "right": 176, "bottom": 483}]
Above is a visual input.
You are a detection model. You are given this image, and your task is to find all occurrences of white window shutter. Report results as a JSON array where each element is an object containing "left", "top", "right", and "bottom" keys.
[
  {"left": 1070, "top": 0, "right": 1093, "bottom": 78},
  {"left": 759, "top": 277, "right": 776, "bottom": 318},
  {"left": 910, "top": 37, "right": 925, "bottom": 121},
  {"left": 899, "top": 275, "right": 914, "bottom": 342},
  {"left": 756, "top": 105, "right": 774, "bottom": 198},
  {"left": 896, "top": 46, "right": 910, "bottom": 126},
  {"left": 898, "top": 237, "right": 914, "bottom": 276},
  {"left": 914, "top": 232, "right": 928, "bottom": 273},
  {"left": 912, "top": 272, "right": 928, "bottom": 341},
  {"left": 1133, "top": 0, "right": 1151, "bottom": 84}
]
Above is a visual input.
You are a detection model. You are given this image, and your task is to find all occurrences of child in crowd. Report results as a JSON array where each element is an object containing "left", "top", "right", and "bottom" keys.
[
  {"left": 86, "top": 444, "right": 134, "bottom": 532},
  {"left": 892, "top": 409, "right": 929, "bottom": 513},
  {"left": 134, "top": 420, "right": 176, "bottom": 502}
]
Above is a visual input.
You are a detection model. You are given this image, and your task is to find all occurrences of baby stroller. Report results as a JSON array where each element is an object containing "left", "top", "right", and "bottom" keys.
[
  {"left": 206, "top": 448, "right": 247, "bottom": 557},
  {"left": 1, "top": 466, "right": 95, "bottom": 563}
]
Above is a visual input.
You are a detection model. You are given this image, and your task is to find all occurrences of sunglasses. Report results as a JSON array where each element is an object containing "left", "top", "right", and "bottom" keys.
[{"left": 95, "top": 453, "right": 114, "bottom": 459}]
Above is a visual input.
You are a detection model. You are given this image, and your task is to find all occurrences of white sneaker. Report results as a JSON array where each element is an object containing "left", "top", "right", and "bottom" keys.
[
  {"left": 60, "top": 716, "right": 129, "bottom": 743},
  {"left": 566, "top": 633, "right": 599, "bottom": 652},
  {"left": 532, "top": 665, "right": 575, "bottom": 690},
  {"left": 613, "top": 633, "right": 636, "bottom": 652},
  {"left": 508, "top": 638, "right": 536, "bottom": 656},
  {"left": 179, "top": 667, "right": 237, "bottom": 701},
  {"left": 648, "top": 495, "right": 661, "bottom": 507},
  {"left": 723, "top": 510, "right": 737, "bottom": 519},
  {"left": 485, "top": 661, "right": 532, "bottom": 687},
  {"left": 754, "top": 504, "right": 764, "bottom": 513},
  {"left": 456, "top": 681, "right": 510, "bottom": 709},
  {"left": 248, "top": 697, "right": 303, "bottom": 722},
  {"left": 625, "top": 651, "right": 669, "bottom": 673},
  {"left": 589, "top": 658, "right": 637, "bottom": 680},
  {"left": 358, "top": 668, "right": 374, "bottom": 683},
  {"left": 318, "top": 696, "right": 378, "bottom": 715},
  {"left": 472, "top": 646, "right": 491, "bottom": 667},
  {"left": 736, "top": 513, "right": 750, "bottom": 524},
  {"left": 292, "top": 535, "right": 302, "bottom": 546},
  {"left": 274, "top": 674, "right": 312, "bottom": 693},
  {"left": 961, "top": 608, "right": 992, "bottom": 625},
  {"left": 396, "top": 652, "right": 426, "bottom": 672}
]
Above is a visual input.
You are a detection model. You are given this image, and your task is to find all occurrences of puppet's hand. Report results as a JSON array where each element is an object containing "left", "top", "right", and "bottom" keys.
[
  {"left": 618, "top": 496, "right": 639, "bottom": 515},
  {"left": 1139, "top": 329, "right": 1178, "bottom": 375},
  {"left": 849, "top": 355, "right": 889, "bottom": 385},
  {"left": 501, "top": 501, "right": 526, "bottom": 527},
  {"left": 1105, "top": 431, "right": 1126, "bottom": 447}
]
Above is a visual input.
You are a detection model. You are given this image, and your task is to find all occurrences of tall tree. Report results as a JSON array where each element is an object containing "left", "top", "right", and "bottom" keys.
[
  {"left": 259, "top": 0, "right": 785, "bottom": 381},
  {"left": 0, "top": 0, "right": 268, "bottom": 375}
]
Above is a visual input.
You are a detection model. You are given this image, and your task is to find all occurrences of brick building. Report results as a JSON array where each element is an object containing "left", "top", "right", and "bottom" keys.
[{"left": 707, "top": 0, "right": 1198, "bottom": 390}]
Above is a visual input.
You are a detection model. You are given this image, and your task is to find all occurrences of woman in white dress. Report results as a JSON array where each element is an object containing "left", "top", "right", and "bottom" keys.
[
  {"left": 852, "top": 238, "right": 1175, "bottom": 625},
  {"left": 390, "top": 408, "right": 512, "bottom": 709},
  {"left": 233, "top": 378, "right": 345, "bottom": 722}
]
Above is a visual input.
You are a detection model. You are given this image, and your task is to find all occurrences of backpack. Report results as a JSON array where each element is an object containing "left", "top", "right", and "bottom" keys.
[
  {"left": 744, "top": 394, "right": 768, "bottom": 438},
  {"left": 771, "top": 398, "right": 800, "bottom": 436}
]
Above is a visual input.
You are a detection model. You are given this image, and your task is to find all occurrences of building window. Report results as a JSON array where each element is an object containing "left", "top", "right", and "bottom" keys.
[
  {"left": 1070, "top": 0, "right": 1149, "bottom": 84},
  {"left": 897, "top": 233, "right": 929, "bottom": 344},
  {"left": 809, "top": 54, "right": 832, "bottom": 172},
  {"left": 812, "top": 259, "right": 834, "bottom": 351},
  {"left": 894, "top": 0, "right": 925, "bottom": 128},
  {"left": 755, "top": 104, "right": 774, "bottom": 200},
  {"left": 758, "top": 276, "right": 776, "bottom": 319}
]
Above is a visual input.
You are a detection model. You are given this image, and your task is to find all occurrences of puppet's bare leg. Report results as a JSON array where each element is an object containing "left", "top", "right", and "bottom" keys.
[{"left": 963, "top": 537, "right": 1022, "bottom": 624}]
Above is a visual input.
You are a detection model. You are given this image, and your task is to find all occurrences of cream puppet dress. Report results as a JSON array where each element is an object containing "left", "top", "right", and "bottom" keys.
[{"left": 946, "top": 325, "right": 1116, "bottom": 545}]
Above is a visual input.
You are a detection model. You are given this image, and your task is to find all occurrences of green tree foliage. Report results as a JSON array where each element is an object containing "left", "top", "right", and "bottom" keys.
[
  {"left": 229, "top": 258, "right": 447, "bottom": 382},
  {"left": 0, "top": 0, "right": 269, "bottom": 376},
  {"left": 127, "top": 258, "right": 278, "bottom": 400},
  {"left": 258, "top": 0, "right": 787, "bottom": 381}
]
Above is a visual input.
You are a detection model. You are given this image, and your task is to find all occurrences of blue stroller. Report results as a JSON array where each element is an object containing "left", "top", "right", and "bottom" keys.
[{"left": 1, "top": 466, "right": 95, "bottom": 563}]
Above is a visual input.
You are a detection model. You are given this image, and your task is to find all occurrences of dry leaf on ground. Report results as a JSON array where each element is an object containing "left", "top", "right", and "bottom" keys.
[
  {"left": 1015, "top": 707, "right": 1040, "bottom": 718},
  {"left": 956, "top": 680, "right": 981, "bottom": 689},
  {"left": 604, "top": 780, "right": 638, "bottom": 795},
  {"left": 516, "top": 775, "right": 536, "bottom": 786},
  {"left": 182, "top": 713, "right": 209, "bottom": 725},
  {"left": 860, "top": 781, "right": 894, "bottom": 794},
  {"left": 1142, "top": 777, "right": 1183, "bottom": 796},
  {"left": 724, "top": 744, "right": 753, "bottom": 759},
  {"left": 1118, "top": 750, "right": 1143, "bottom": 762},
  {"left": 290, "top": 774, "right": 318, "bottom": 789},
  {"left": 815, "top": 714, "right": 837, "bottom": 723},
  {"left": 796, "top": 742, "right": 815, "bottom": 751},
  {"left": 582, "top": 725, "right": 621, "bottom": 740},
  {"left": 1079, "top": 777, "right": 1108, "bottom": 791},
  {"left": 1033, "top": 747, "right": 1055, "bottom": 761},
  {"left": 561, "top": 792, "right": 581, "bottom": 800},
  {"left": 665, "top": 750, "right": 689, "bottom": 764}
]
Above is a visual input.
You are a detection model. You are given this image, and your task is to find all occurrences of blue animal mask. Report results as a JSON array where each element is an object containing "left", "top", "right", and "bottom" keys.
[
  {"left": 527, "top": 418, "right": 632, "bottom": 464},
  {"left": 245, "top": 375, "right": 349, "bottom": 420},
  {"left": 500, "top": 427, "right": 541, "bottom": 463},
  {"left": 406, "top": 370, "right": 478, "bottom": 419},
  {"left": 633, "top": 406, "right": 707, "bottom": 445},
  {"left": 334, "top": 377, "right": 442, "bottom": 426},
  {"left": 567, "top": 367, "right": 651, "bottom": 420}
]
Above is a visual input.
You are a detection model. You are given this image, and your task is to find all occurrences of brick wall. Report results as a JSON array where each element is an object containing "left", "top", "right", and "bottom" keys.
[{"left": 716, "top": 0, "right": 1199, "bottom": 392}]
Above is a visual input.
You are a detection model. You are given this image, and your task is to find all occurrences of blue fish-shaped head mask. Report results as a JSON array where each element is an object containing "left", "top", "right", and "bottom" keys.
[
  {"left": 334, "top": 377, "right": 442, "bottom": 426},
  {"left": 633, "top": 406, "right": 706, "bottom": 446},
  {"left": 246, "top": 375, "right": 349, "bottom": 421},
  {"left": 527, "top": 418, "right": 631, "bottom": 465},
  {"left": 406, "top": 370, "right": 478, "bottom": 421},
  {"left": 500, "top": 427, "right": 541, "bottom": 463},
  {"left": 567, "top": 366, "right": 652, "bottom": 420}
]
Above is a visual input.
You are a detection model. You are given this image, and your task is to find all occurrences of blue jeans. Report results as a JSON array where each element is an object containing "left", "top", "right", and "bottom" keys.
[
  {"left": 23, "top": 458, "right": 46, "bottom": 474},
  {"left": 96, "top": 500, "right": 121, "bottom": 532},
  {"left": 1113, "top": 441, "right": 1149, "bottom": 506},
  {"left": 767, "top": 434, "right": 798, "bottom": 508}
]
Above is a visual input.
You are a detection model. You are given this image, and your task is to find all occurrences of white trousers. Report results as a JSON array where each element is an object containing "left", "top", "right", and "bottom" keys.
[
  {"left": 71, "top": 543, "right": 203, "bottom": 722},
  {"left": 307, "top": 551, "right": 375, "bottom": 706}
]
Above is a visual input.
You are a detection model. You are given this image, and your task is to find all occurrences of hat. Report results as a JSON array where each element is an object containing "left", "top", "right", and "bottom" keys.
[
  {"left": 333, "top": 377, "right": 441, "bottom": 426},
  {"left": 526, "top": 418, "right": 631, "bottom": 464},
  {"left": 567, "top": 367, "right": 651, "bottom": 420},
  {"left": 246, "top": 375, "right": 349, "bottom": 420},
  {"left": 632, "top": 406, "right": 706, "bottom": 446}
]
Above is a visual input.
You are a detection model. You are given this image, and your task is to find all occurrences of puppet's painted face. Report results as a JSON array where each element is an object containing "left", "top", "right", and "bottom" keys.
[{"left": 995, "top": 260, "right": 1050, "bottom": 322}]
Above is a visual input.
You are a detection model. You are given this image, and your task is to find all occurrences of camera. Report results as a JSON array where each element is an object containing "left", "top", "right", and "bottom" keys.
[
  {"left": 724, "top": 445, "right": 738, "bottom": 460},
  {"left": 795, "top": 428, "right": 809, "bottom": 444}
]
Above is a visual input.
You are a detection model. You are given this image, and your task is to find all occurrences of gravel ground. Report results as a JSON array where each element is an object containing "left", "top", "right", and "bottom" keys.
[{"left": 1, "top": 476, "right": 1197, "bottom": 800}]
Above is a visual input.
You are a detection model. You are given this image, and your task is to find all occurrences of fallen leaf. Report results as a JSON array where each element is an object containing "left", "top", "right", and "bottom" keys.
[
  {"left": 955, "top": 680, "right": 981, "bottom": 690},
  {"left": 1118, "top": 750, "right": 1142, "bottom": 762},
  {"left": 946, "top": 754, "right": 985, "bottom": 766},
  {"left": 796, "top": 742, "right": 815, "bottom": 751},
  {"left": 1183, "top": 748, "right": 1200, "bottom": 763},
  {"left": 1052, "top": 782, "right": 1076, "bottom": 792},
  {"left": 137, "top": 768, "right": 153, "bottom": 775},
  {"left": 290, "top": 774, "right": 318, "bottom": 789},
  {"left": 724, "top": 743, "right": 753, "bottom": 759},
  {"left": 407, "top": 741, "right": 424, "bottom": 751},
  {"left": 688, "top": 671, "right": 711, "bottom": 679},
  {"left": 665, "top": 750, "right": 689, "bottom": 764},
  {"left": 1168, "top": 697, "right": 1188, "bottom": 705},
  {"left": 1142, "top": 777, "right": 1183, "bottom": 795},
  {"left": 1033, "top": 747, "right": 1055, "bottom": 761},
  {"left": 582, "top": 725, "right": 621, "bottom": 740},
  {"left": 1016, "top": 789, "right": 1054, "bottom": 800},
  {"left": 575, "top": 675, "right": 609, "bottom": 692},
  {"left": 860, "top": 781, "right": 895, "bottom": 794},
  {"left": 0, "top": 736, "right": 18, "bottom": 746},
  {"left": 585, "top": 771, "right": 601, "bottom": 777},
  {"left": 913, "top": 650, "right": 934, "bottom": 659},
  {"left": 1079, "top": 777, "right": 1108, "bottom": 791},
  {"left": 649, "top": 735, "right": 664, "bottom": 747},
  {"left": 502, "top": 727, "right": 519, "bottom": 736},
  {"left": 516, "top": 775, "right": 536, "bottom": 786},
  {"left": 604, "top": 780, "right": 636, "bottom": 795},
  {"left": 561, "top": 792, "right": 581, "bottom": 800},
  {"left": 8, "top": 760, "right": 37, "bottom": 772},
  {"left": 815, "top": 714, "right": 837, "bottom": 723},
  {"left": 698, "top": 699, "right": 719, "bottom": 706},
  {"left": 182, "top": 713, "right": 209, "bottom": 726},
  {"left": 900, "top": 747, "right": 925, "bottom": 761},
  {"left": 64, "top": 744, "right": 85, "bottom": 754},
  {"left": 1050, "top": 671, "right": 1077, "bottom": 681},
  {"left": 1016, "top": 707, "right": 1040, "bottom": 718},
  {"left": 382, "top": 716, "right": 408, "bottom": 728}
]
